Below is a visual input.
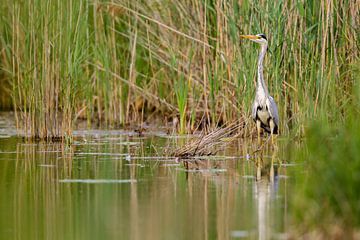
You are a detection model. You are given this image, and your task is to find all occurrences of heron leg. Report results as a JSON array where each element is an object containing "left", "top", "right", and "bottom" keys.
[
  {"left": 256, "top": 120, "right": 261, "bottom": 144},
  {"left": 269, "top": 119, "right": 275, "bottom": 145}
]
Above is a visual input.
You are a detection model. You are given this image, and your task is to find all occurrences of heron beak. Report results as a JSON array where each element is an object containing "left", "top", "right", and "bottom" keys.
[{"left": 240, "top": 35, "right": 260, "bottom": 40}]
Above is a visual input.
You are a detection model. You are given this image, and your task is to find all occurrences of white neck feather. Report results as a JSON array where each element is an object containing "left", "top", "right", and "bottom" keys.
[{"left": 257, "top": 44, "right": 269, "bottom": 99}]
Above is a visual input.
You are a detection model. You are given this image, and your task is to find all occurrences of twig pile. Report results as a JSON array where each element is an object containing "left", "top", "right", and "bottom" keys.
[{"left": 173, "top": 120, "right": 246, "bottom": 158}]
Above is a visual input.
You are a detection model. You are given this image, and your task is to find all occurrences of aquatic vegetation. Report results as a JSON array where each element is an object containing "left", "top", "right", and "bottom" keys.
[
  {"left": 291, "top": 119, "right": 360, "bottom": 237},
  {"left": 173, "top": 120, "right": 244, "bottom": 157},
  {"left": 0, "top": 0, "right": 359, "bottom": 139},
  {"left": 291, "top": 64, "right": 360, "bottom": 237}
]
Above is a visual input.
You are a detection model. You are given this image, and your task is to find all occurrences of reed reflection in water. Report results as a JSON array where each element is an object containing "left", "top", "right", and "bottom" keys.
[{"left": 0, "top": 135, "right": 293, "bottom": 240}]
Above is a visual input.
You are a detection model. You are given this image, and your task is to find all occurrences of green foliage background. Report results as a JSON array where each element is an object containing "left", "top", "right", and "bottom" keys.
[{"left": 0, "top": 0, "right": 359, "bottom": 138}]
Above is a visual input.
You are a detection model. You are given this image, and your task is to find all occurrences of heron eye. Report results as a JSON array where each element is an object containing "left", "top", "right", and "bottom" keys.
[{"left": 260, "top": 34, "right": 267, "bottom": 40}]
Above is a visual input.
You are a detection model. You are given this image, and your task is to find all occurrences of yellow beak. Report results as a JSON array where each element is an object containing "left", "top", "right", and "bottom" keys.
[{"left": 240, "top": 35, "right": 260, "bottom": 40}]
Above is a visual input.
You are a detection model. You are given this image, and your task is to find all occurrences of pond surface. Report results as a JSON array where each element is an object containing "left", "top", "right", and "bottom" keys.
[{"left": 0, "top": 113, "right": 299, "bottom": 240}]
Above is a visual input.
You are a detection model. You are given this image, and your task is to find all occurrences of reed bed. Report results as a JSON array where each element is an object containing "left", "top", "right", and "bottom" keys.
[{"left": 0, "top": 0, "right": 359, "bottom": 139}]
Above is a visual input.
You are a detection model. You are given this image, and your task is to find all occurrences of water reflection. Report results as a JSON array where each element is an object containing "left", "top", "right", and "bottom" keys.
[
  {"left": 0, "top": 135, "right": 293, "bottom": 240},
  {"left": 255, "top": 149, "right": 279, "bottom": 240}
]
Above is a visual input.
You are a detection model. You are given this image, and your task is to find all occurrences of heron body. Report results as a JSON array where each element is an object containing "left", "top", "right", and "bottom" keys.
[{"left": 240, "top": 34, "right": 279, "bottom": 143}]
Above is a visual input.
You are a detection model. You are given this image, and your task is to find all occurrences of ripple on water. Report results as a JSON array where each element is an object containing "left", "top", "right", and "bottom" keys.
[{"left": 58, "top": 179, "right": 137, "bottom": 184}]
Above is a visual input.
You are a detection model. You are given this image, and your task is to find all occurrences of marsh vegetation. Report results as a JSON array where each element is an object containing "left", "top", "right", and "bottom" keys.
[
  {"left": 1, "top": 0, "right": 358, "bottom": 138},
  {"left": 0, "top": 0, "right": 359, "bottom": 238}
]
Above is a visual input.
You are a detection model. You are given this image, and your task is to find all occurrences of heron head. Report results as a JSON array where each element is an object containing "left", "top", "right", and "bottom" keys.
[{"left": 240, "top": 34, "right": 268, "bottom": 45}]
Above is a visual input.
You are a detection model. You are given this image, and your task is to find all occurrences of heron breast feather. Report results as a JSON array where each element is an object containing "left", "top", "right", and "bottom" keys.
[{"left": 257, "top": 108, "right": 270, "bottom": 126}]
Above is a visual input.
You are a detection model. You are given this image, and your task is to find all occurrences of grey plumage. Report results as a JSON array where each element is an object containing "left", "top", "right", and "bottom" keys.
[{"left": 252, "top": 95, "right": 279, "bottom": 134}]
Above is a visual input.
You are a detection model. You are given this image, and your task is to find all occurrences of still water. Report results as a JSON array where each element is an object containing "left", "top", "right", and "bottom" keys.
[{"left": 0, "top": 115, "right": 297, "bottom": 240}]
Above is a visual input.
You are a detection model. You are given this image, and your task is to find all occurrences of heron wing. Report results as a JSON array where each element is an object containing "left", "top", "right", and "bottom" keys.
[{"left": 266, "top": 96, "right": 279, "bottom": 127}]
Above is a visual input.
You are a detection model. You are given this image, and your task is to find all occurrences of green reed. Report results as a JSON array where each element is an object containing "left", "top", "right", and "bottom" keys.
[
  {"left": 0, "top": 0, "right": 358, "bottom": 138},
  {"left": 288, "top": 62, "right": 360, "bottom": 237},
  {"left": 174, "top": 73, "right": 188, "bottom": 134}
]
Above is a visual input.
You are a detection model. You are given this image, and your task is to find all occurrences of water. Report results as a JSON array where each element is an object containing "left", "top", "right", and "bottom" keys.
[{"left": 0, "top": 114, "right": 298, "bottom": 240}]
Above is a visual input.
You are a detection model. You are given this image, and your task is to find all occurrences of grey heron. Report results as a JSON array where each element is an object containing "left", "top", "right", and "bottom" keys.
[{"left": 240, "top": 34, "right": 279, "bottom": 143}]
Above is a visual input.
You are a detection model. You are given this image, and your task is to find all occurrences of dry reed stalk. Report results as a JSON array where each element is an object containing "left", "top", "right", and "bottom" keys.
[
  {"left": 173, "top": 119, "right": 246, "bottom": 158},
  {"left": 90, "top": 62, "right": 178, "bottom": 112}
]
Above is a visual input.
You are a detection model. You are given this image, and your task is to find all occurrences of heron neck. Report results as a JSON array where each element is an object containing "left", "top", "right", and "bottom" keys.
[{"left": 257, "top": 44, "right": 269, "bottom": 97}]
